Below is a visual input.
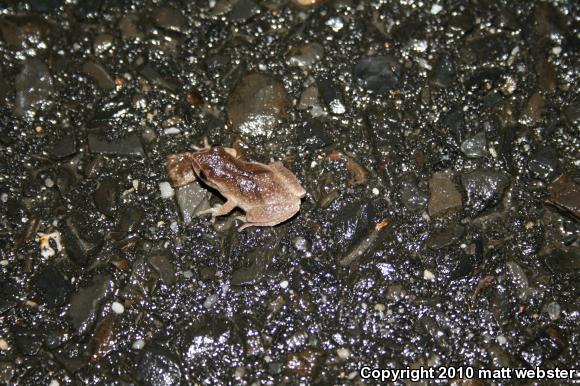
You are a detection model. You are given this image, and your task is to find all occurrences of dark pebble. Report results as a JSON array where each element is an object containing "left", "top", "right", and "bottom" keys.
[
  {"left": 94, "top": 178, "right": 119, "bottom": 217},
  {"left": 546, "top": 175, "right": 580, "bottom": 221},
  {"left": 175, "top": 181, "right": 210, "bottom": 224},
  {"left": 286, "top": 42, "right": 324, "bottom": 70},
  {"left": 137, "top": 347, "right": 181, "bottom": 386},
  {"left": 296, "top": 118, "right": 330, "bottom": 150},
  {"left": 88, "top": 130, "right": 145, "bottom": 157},
  {"left": 427, "top": 172, "right": 463, "bottom": 217},
  {"left": 318, "top": 78, "right": 345, "bottom": 115},
  {"left": 153, "top": 7, "right": 186, "bottom": 33},
  {"left": 354, "top": 55, "right": 400, "bottom": 95},
  {"left": 14, "top": 58, "right": 53, "bottom": 117},
  {"left": 82, "top": 61, "right": 116, "bottom": 91},
  {"left": 461, "top": 132, "right": 487, "bottom": 158},
  {"left": 113, "top": 206, "right": 144, "bottom": 239},
  {"left": 528, "top": 147, "right": 559, "bottom": 181},
  {"left": 429, "top": 54, "right": 455, "bottom": 88},
  {"left": 427, "top": 224, "right": 465, "bottom": 250},
  {"left": 33, "top": 264, "right": 73, "bottom": 308},
  {"left": 460, "top": 170, "right": 509, "bottom": 215},
  {"left": 231, "top": 247, "right": 275, "bottom": 285},
  {"left": 139, "top": 64, "right": 178, "bottom": 92},
  {"left": 230, "top": 0, "right": 259, "bottom": 21},
  {"left": 461, "top": 34, "right": 512, "bottom": 65},
  {"left": 331, "top": 201, "right": 375, "bottom": 254},
  {"left": 148, "top": 251, "right": 176, "bottom": 285},
  {"left": 0, "top": 279, "right": 18, "bottom": 315},
  {"left": 399, "top": 175, "right": 428, "bottom": 211},
  {"left": 67, "top": 274, "right": 112, "bottom": 335},
  {"left": 62, "top": 216, "right": 102, "bottom": 265},
  {"left": 28, "top": 0, "right": 63, "bottom": 13},
  {"left": 227, "top": 73, "right": 289, "bottom": 138},
  {"left": 12, "top": 327, "right": 44, "bottom": 356},
  {"left": 49, "top": 135, "right": 77, "bottom": 159}
]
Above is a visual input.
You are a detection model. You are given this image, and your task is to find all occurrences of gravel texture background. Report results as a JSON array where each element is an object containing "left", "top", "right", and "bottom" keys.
[{"left": 0, "top": 0, "right": 579, "bottom": 385}]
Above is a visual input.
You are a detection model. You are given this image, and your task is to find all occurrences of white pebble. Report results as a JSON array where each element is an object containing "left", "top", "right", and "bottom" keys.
[
  {"left": 132, "top": 339, "right": 145, "bottom": 350},
  {"left": 159, "top": 182, "right": 175, "bottom": 198},
  {"left": 203, "top": 294, "right": 219, "bottom": 309},
  {"left": 430, "top": 4, "right": 443, "bottom": 14},
  {"left": 0, "top": 193, "right": 8, "bottom": 203},
  {"left": 551, "top": 46, "right": 562, "bottom": 55},
  {"left": 374, "top": 303, "right": 385, "bottom": 312},
  {"left": 497, "top": 335, "right": 507, "bottom": 345},
  {"left": 164, "top": 127, "right": 181, "bottom": 135},
  {"left": 170, "top": 221, "right": 178, "bottom": 232},
  {"left": 423, "top": 269, "right": 436, "bottom": 281},
  {"left": 48, "top": 380, "right": 60, "bottom": 386},
  {"left": 279, "top": 280, "right": 289, "bottom": 289},
  {"left": 372, "top": 188, "right": 379, "bottom": 196},
  {"left": 0, "top": 339, "right": 9, "bottom": 350},
  {"left": 0, "top": 260, "right": 8, "bottom": 266},
  {"left": 336, "top": 347, "right": 351, "bottom": 360},
  {"left": 182, "top": 270, "right": 193, "bottom": 278},
  {"left": 45, "top": 177, "right": 54, "bottom": 188},
  {"left": 111, "top": 301, "right": 125, "bottom": 314}
]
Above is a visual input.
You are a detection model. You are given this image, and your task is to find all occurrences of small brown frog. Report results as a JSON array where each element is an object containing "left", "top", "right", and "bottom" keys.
[{"left": 166, "top": 146, "right": 306, "bottom": 231}]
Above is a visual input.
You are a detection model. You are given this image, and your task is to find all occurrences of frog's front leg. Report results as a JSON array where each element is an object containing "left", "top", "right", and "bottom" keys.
[{"left": 198, "top": 199, "right": 237, "bottom": 217}]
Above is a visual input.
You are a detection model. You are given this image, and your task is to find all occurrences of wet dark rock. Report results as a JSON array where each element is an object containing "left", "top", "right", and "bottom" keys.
[
  {"left": 399, "top": 175, "right": 428, "bottom": 211},
  {"left": 113, "top": 206, "right": 144, "bottom": 239},
  {"left": 461, "top": 34, "right": 512, "bottom": 65},
  {"left": 427, "top": 172, "right": 463, "bottom": 217},
  {"left": 331, "top": 201, "right": 375, "bottom": 255},
  {"left": 232, "top": 246, "right": 275, "bottom": 285},
  {"left": 49, "top": 135, "right": 77, "bottom": 159},
  {"left": 506, "top": 260, "right": 530, "bottom": 300},
  {"left": 62, "top": 216, "right": 102, "bottom": 266},
  {"left": 535, "top": 57, "right": 557, "bottom": 94},
  {"left": 525, "top": 92, "right": 546, "bottom": 122},
  {"left": 543, "top": 246, "right": 580, "bottom": 273},
  {"left": 297, "top": 85, "right": 322, "bottom": 114},
  {"left": 139, "top": 64, "right": 178, "bottom": 92},
  {"left": 28, "top": 0, "right": 63, "bottom": 13},
  {"left": 318, "top": 78, "right": 345, "bottom": 115},
  {"left": 0, "top": 16, "right": 51, "bottom": 48},
  {"left": 67, "top": 274, "right": 112, "bottom": 335},
  {"left": 429, "top": 55, "right": 455, "bottom": 88},
  {"left": 427, "top": 224, "right": 465, "bottom": 250},
  {"left": 0, "top": 279, "right": 18, "bottom": 315},
  {"left": 442, "top": 107, "right": 465, "bottom": 145},
  {"left": 354, "top": 55, "right": 400, "bottom": 95},
  {"left": 230, "top": 0, "right": 259, "bottom": 21},
  {"left": 82, "top": 61, "right": 116, "bottom": 91},
  {"left": 88, "top": 130, "right": 145, "bottom": 157},
  {"left": 175, "top": 181, "right": 211, "bottom": 224},
  {"left": 118, "top": 14, "right": 143, "bottom": 40},
  {"left": 228, "top": 73, "right": 290, "bottom": 138},
  {"left": 33, "top": 265, "right": 72, "bottom": 308},
  {"left": 286, "top": 42, "right": 324, "bottom": 70},
  {"left": 14, "top": 58, "right": 53, "bottom": 117},
  {"left": 94, "top": 178, "right": 119, "bottom": 217},
  {"left": 528, "top": 147, "right": 559, "bottom": 181},
  {"left": 153, "top": 7, "right": 187, "bottom": 33},
  {"left": 148, "top": 251, "right": 176, "bottom": 285},
  {"left": 460, "top": 170, "right": 509, "bottom": 215},
  {"left": 563, "top": 102, "right": 580, "bottom": 126},
  {"left": 137, "top": 347, "right": 181, "bottom": 386},
  {"left": 296, "top": 118, "right": 330, "bottom": 150},
  {"left": 90, "top": 314, "right": 116, "bottom": 362},
  {"left": 546, "top": 176, "right": 580, "bottom": 221},
  {"left": 12, "top": 327, "right": 44, "bottom": 356},
  {"left": 461, "top": 132, "right": 487, "bottom": 158}
]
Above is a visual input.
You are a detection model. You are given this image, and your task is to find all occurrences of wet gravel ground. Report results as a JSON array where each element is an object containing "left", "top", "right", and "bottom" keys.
[{"left": 0, "top": 0, "right": 579, "bottom": 385}]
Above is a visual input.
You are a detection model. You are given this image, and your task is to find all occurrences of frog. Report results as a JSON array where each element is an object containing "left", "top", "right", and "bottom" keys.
[{"left": 166, "top": 146, "right": 306, "bottom": 231}]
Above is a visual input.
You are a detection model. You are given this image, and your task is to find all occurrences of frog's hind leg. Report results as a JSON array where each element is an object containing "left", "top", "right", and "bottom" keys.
[
  {"left": 166, "top": 153, "right": 197, "bottom": 187},
  {"left": 237, "top": 202, "right": 300, "bottom": 232},
  {"left": 198, "top": 199, "right": 237, "bottom": 217}
]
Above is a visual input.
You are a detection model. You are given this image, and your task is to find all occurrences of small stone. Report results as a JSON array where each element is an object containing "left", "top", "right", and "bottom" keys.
[
  {"left": 546, "top": 175, "right": 580, "bottom": 221},
  {"left": 137, "top": 347, "right": 181, "bottom": 386},
  {"left": 14, "top": 58, "right": 53, "bottom": 118},
  {"left": 93, "top": 34, "right": 115, "bottom": 56},
  {"left": 460, "top": 170, "right": 509, "bottom": 215},
  {"left": 354, "top": 55, "right": 400, "bottom": 95},
  {"left": 423, "top": 269, "right": 436, "bottom": 281},
  {"left": 461, "top": 132, "right": 487, "bottom": 158},
  {"left": 497, "top": 336, "right": 507, "bottom": 345},
  {"left": 49, "top": 135, "right": 77, "bottom": 159},
  {"left": 286, "top": 43, "right": 324, "bottom": 70},
  {"left": 0, "top": 339, "right": 9, "bottom": 351},
  {"left": 525, "top": 92, "right": 546, "bottom": 122},
  {"left": 48, "top": 380, "right": 59, "bottom": 386},
  {"left": 175, "top": 181, "right": 211, "bottom": 224},
  {"left": 528, "top": 147, "right": 559, "bottom": 181},
  {"left": 88, "top": 131, "right": 145, "bottom": 157},
  {"left": 399, "top": 175, "right": 428, "bottom": 211},
  {"left": 111, "top": 301, "right": 124, "bottom": 314},
  {"left": 280, "top": 280, "right": 289, "bottom": 289},
  {"left": 159, "top": 182, "right": 175, "bottom": 199},
  {"left": 118, "top": 14, "right": 143, "bottom": 40},
  {"left": 318, "top": 79, "right": 345, "bottom": 115},
  {"left": 203, "top": 294, "right": 219, "bottom": 309},
  {"left": 67, "top": 274, "right": 112, "bottom": 334},
  {"left": 427, "top": 172, "right": 463, "bottom": 217},
  {"left": 132, "top": 339, "right": 145, "bottom": 350},
  {"left": 153, "top": 7, "right": 186, "bottom": 33},
  {"left": 545, "top": 302, "right": 561, "bottom": 320},
  {"left": 33, "top": 264, "right": 72, "bottom": 308},
  {"left": 83, "top": 61, "right": 116, "bottom": 91},
  {"left": 227, "top": 73, "right": 290, "bottom": 139},
  {"left": 430, "top": 4, "right": 443, "bottom": 14},
  {"left": 336, "top": 348, "right": 350, "bottom": 360}
]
